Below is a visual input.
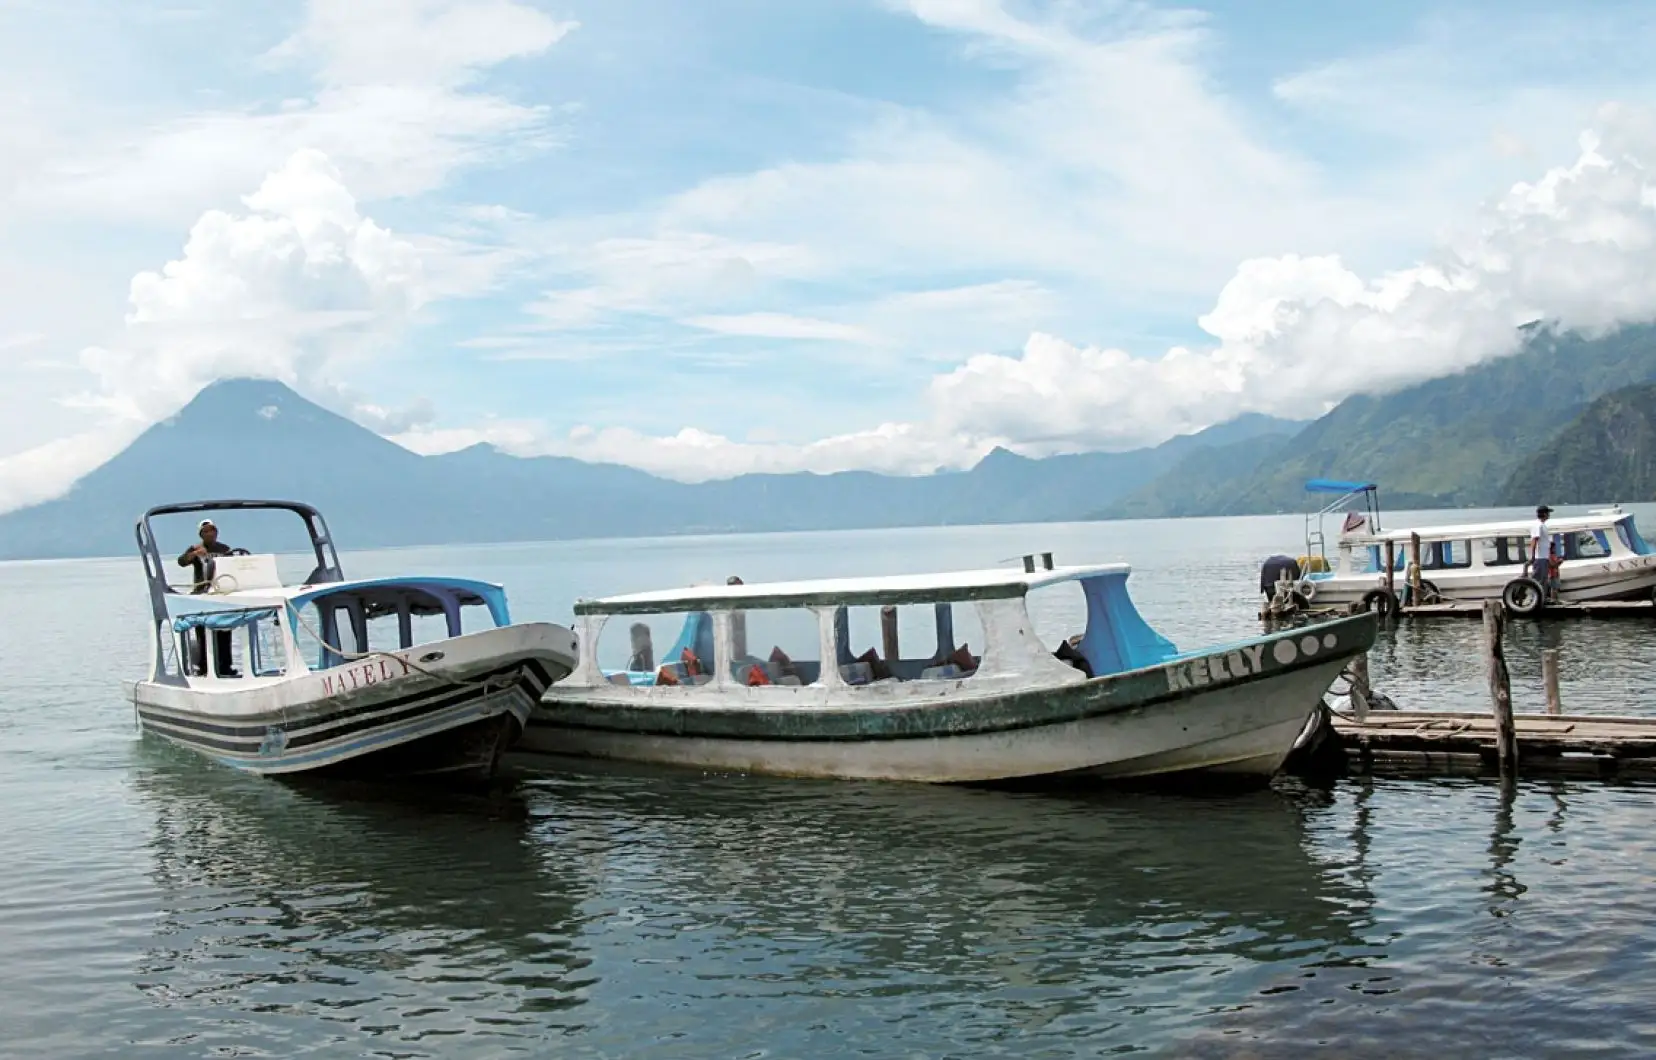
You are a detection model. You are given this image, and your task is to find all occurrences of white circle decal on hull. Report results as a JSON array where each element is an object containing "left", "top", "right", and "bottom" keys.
[
  {"left": 1322, "top": 633, "right": 1337, "bottom": 650},
  {"left": 1300, "top": 635, "right": 1320, "bottom": 657},
  {"left": 1273, "top": 639, "right": 1298, "bottom": 665}
]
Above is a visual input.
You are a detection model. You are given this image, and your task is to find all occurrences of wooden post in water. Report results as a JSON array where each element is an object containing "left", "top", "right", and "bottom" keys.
[
  {"left": 1348, "top": 652, "right": 1372, "bottom": 722},
  {"left": 1408, "top": 532, "right": 1423, "bottom": 608},
  {"left": 880, "top": 605, "right": 901, "bottom": 664},
  {"left": 1383, "top": 539, "right": 1396, "bottom": 603},
  {"left": 1482, "top": 600, "right": 1518, "bottom": 776},
  {"left": 1542, "top": 649, "right": 1562, "bottom": 715}
]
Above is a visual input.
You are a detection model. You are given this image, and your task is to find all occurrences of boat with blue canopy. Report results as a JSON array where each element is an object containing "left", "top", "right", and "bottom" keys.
[
  {"left": 1269, "top": 481, "right": 1656, "bottom": 615},
  {"left": 125, "top": 500, "right": 577, "bottom": 782},
  {"left": 520, "top": 556, "right": 1376, "bottom": 784}
]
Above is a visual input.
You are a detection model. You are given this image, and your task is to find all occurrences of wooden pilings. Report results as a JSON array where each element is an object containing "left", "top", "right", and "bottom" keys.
[
  {"left": 880, "top": 605, "right": 900, "bottom": 664},
  {"left": 1408, "top": 532, "right": 1423, "bottom": 606},
  {"left": 1384, "top": 540, "right": 1396, "bottom": 603},
  {"left": 1542, "top": 649, "right": 1562, "bottom": 715},
  {"left": 1348, "top": 653, "right": 1371, "bottom": 721},
  {"left": 1482, "top": 601, "right": 1519, "bottom": 776}
]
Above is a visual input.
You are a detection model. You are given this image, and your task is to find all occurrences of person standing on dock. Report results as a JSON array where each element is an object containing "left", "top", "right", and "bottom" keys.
[{"left": 1530, "top": 505, "right": 1559, "bottom": 601}]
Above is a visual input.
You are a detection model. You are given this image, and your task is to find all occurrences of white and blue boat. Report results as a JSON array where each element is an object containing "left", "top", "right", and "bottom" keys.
[
  {"left": 521, "top": 557, "right": 1376, "bottom": 784},
  {"left": 125, "top": 500, "right": 577, "bottom": 782}
]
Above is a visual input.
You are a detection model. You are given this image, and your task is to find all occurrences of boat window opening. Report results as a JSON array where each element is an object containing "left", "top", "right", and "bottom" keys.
[
  {"left": 292, "top": 601, "right": 363, "bottom": 670},
  {"left": 1362, "top": 545, "right": 1407, "bottom": 573},
  {"left": 1565, "top": 530, "right": 1611, "bottom": 560},
  {"left": 1027, "top": 580, "right": 1088, "bottom": 652},
  {"left": 596, "top": 610, "right": 719, "bottom": 687},
  {"left": 156, "top": 623, "right": 184, "bottom": 679},
  {"left": 833, "top": 603, "right": 985, "bottom": 684},
  {"left": 730, "top": 607, "right": 821, "bottom": 686},
  {"left": 248, "top": 615, "right": 287, "bottom": 677},
  {"left": 1479, "top": 536, "right": 1529, "bottom": 567},
  {"left": 1421, "top": 539, "right": 1471, "bottom": 570}
]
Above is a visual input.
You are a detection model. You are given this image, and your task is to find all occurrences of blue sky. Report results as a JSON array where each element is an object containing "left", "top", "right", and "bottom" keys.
[{"left": 4, "top": 0, "right": 1656, "bottom": 507}]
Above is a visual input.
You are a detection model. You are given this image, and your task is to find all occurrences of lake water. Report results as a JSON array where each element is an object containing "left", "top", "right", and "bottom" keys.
[{"left": 4, "top": 512, "right": 1656, "bottom": 1058}]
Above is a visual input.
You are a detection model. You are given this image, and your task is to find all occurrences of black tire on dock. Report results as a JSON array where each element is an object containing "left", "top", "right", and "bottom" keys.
[
  {"left": 1360, "top": 588, "right": 1398, "bottom": 616},
  {"left": 1502, "top": 577, "right": 1545, "bottom": 616}
]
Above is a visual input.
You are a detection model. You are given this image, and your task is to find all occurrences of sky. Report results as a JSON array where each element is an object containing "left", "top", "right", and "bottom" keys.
[{"left": 5, "top": 0, "right": 1656, "bottom": 512}]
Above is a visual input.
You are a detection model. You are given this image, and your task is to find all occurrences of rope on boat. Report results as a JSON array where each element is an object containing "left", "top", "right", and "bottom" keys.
[{"left": 281, "top": 602, "right": 525, "bottom": 698}]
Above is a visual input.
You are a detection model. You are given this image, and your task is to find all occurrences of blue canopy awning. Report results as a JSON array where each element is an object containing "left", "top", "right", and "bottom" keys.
[
  {"left": 1304, "top": 478, "right": 1377, "bottom": 495},
  {"left": 172, "top": 608, "right": 279, "bottom": 634}
]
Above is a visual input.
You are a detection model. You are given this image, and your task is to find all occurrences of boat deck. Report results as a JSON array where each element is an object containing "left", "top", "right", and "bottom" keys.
[{"left": 1326, "top": 710, "right": 1656, "bottom": 779}]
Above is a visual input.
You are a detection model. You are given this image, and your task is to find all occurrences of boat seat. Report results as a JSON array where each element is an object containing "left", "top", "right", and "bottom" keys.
[{"left": 208, "top": 553, "right": 283, "bottom": 594}]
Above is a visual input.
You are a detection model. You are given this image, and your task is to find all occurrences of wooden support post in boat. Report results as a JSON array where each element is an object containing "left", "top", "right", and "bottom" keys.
[
  {"left": 1408, "top": 532, "right": 1423, "bottom": 608},
  {"left": 934, "top": 603, "right": 955, "bottom": 659},
  {"left": 1543, "top": 648, "right": 1562, "bottom": 715},
  {"left": 1482, "top": 601, "right": 1518, "bottom": 776},
  {"left": 1348, "top": 652, "right": 1371, "bottom": 721},
  {"left": 880, "top": 605, "right": 900, "bottom": 664},
  {"left": 628, "top": 622, "right": 655, "bottom": 672},
  {"left": 727, "top": 576, "right": 747, "bottom": 659}
]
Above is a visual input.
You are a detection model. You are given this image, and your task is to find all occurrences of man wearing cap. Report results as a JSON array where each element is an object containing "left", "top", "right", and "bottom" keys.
[
  {"left": 1530, "top": 505, "right": 1558, "bottom": 600},
  {"left": 178, "top": 519, "right": 236, "bottom": 676},
  {"left": 179, "top": 519, "right": 233, "bottom": 593}
]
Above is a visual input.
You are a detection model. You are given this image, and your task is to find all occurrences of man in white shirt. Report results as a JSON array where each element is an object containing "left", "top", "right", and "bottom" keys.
[{"left": 1529, "top": 504, "right": 1556, "bottom": 598}]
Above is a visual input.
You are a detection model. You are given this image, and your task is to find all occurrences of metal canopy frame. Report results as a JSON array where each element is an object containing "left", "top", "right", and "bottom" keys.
[
  {"left": 1303, "top": 481, "right": 1383, "bottom": 566},
  {"left": 134, "top": 500, "right": 345, "bottom": 685}
]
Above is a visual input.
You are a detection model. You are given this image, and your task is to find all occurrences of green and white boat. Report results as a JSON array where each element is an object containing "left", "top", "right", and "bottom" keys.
[{"left": 521, "top": 559, "right": 1376, "bottom": 784}]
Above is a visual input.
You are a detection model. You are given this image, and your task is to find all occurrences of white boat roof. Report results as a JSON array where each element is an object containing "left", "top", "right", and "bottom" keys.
[
  {"left": 1345, "top": 509, "right": 1631, "bottom": 544},
  {"left": 165, "top": 575, "right": 505, "bottom": 614},
  {"left": 575, "top": 563, "right": 1130, "bottom": 616}
]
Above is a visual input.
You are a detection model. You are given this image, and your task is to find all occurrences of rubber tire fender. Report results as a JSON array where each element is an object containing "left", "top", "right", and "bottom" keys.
[
  {"left": 1360, "top": 588, "right": 1398, "bottom": 617},
  {"left": 1502, "top": 577, "right": 1546, "bottom": 616}
]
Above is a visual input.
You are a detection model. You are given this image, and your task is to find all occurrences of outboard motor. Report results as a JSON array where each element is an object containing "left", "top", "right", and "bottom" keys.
[{"left": 1259, "top": 554, "right": 1303, "bottom": 596}]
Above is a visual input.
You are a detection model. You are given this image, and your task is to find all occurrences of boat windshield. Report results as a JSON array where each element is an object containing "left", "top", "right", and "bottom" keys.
[
  {"left": 290, "top": 579, "right": 509, "bottom": 670},
  {"left": 1616, "top": 516, "right": 1654, "bottom": 556}
]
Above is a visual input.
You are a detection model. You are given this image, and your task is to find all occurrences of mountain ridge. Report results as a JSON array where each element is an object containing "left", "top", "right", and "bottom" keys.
[{"left": 0, "top": 379, "right": 1303, "bottom": 560}]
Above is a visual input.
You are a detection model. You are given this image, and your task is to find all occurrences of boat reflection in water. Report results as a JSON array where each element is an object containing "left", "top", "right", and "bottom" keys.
[
  {"left": 131, "top": 736, "right": 1388, "bottom": 1057},
  {"left": 130, "top": 752, "right": 600, "bottom": 1053},
  {"left": 512, "top": 759, "right": 1385, "bottom": 1053}
]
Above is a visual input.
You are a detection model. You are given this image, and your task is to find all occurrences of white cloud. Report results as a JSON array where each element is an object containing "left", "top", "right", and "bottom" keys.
[
  {"left": 267, "top": 0, "right": 576, "bottom": 89},
  {"left": 923, "top": 108, "right": 1656, "bottom": 453},
  {"left": 0, "top": 425, "right": 141, "bottom": 514},
  {"left": 23, "top": 0, "right": 572, "bottom": 222},
  {"left": 685, "top": 313, "right": 881, "bottom": 343},
  {"left": 0, "top": 149, "right": 431, "bottom": 511},
  {"left": 479, "top": 104, "right": 1656, "bottom": 476},
  {"left": 535, "top": 421, "right": 986, "bottom": 481},
  {"left": 74, "top": 148, "right": 424, "bottom": 421}
]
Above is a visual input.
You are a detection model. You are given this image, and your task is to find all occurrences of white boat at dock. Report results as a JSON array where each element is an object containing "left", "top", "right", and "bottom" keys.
[
  {"left": 126, "top": 500, "right": 577, "bottom": 782},
  {"left": 1272, "top": 481, "right": 1656, "bottom": 615},
  {"left": 519, "top": 557, "right": 1377, "bottom": 784}
]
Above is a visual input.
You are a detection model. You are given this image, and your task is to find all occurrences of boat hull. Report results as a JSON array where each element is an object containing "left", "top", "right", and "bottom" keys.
[
  {"left": 1308, "top": 555, "right": 1656, "bottom": 607},
  {"left": 519, "top": 615, "right": 1374, "bottom": 785},
  {"left": 130, "top": 623, "right": 576, "bottom": 784}
]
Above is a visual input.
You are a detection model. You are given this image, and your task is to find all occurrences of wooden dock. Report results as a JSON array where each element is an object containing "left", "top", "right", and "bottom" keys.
[
  {"left": 1325, "top": 710, "right": 1656, "bottom": 779},
  {"left": 1274, "top": 600, "right": 1656, "bottom": 782},
  {"left": 1398, "top": 599, "right": 1655, "bottom": 619}
]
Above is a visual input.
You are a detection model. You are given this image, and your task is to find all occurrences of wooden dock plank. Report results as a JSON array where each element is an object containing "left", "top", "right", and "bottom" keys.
[
  {"left": 1326, "top": 710, "right": 1656, "bottom": 779},
  {"left": 1399, "top": 599, "right": 1655, "bottom": 618}
]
